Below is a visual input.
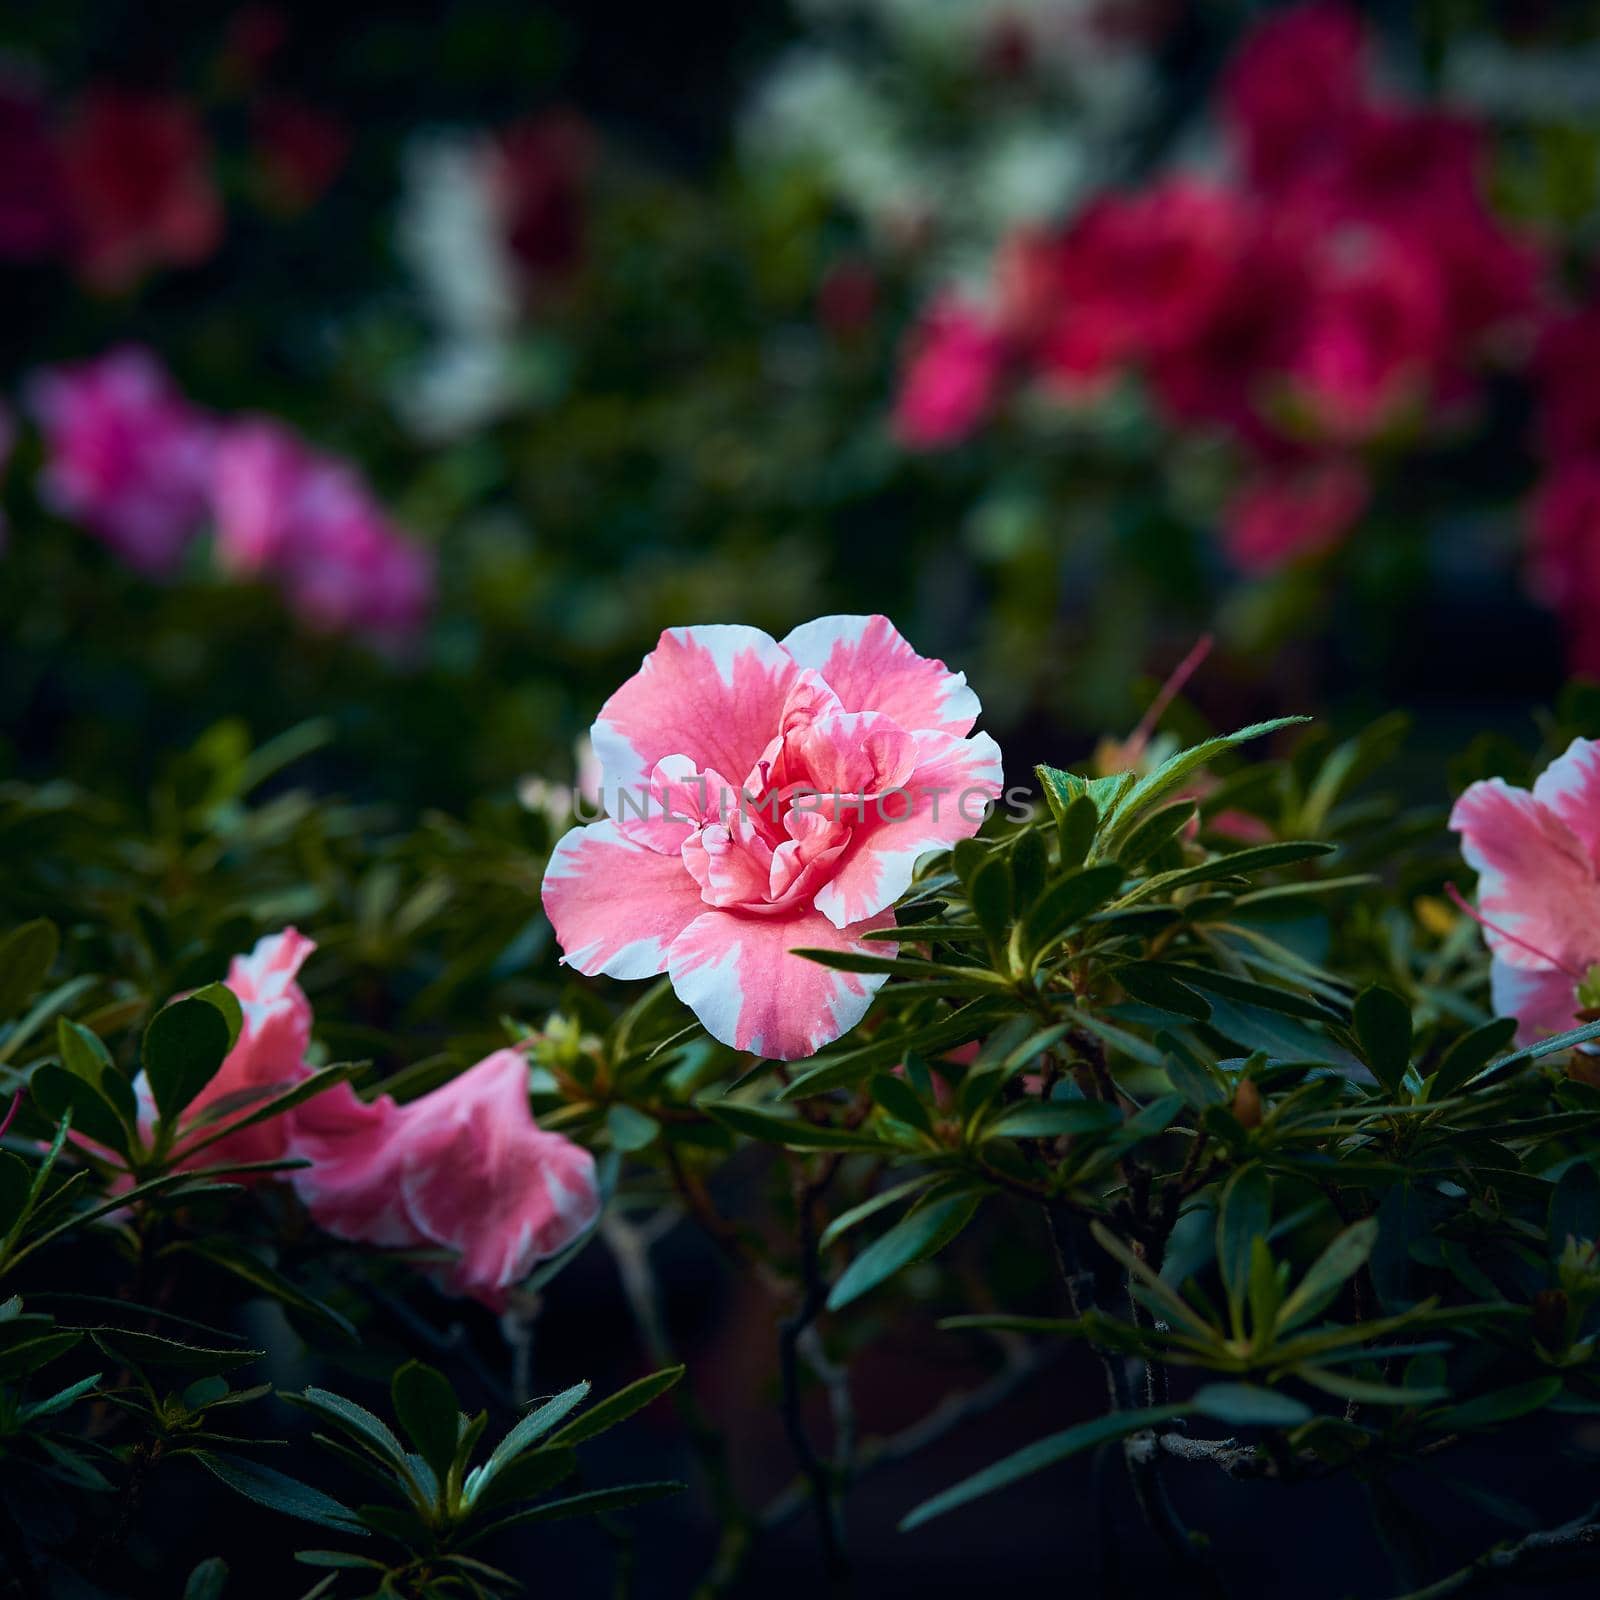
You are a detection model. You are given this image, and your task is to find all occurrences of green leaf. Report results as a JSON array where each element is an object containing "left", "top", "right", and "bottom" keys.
[
  {"left": 184, "top": 1558, "right": 229, "bottom": 1600},
  {"left": 143, "top": 992, "right": 237, "bottom": 1126},
  {"left": 900, "top": 1403, "right": 1188, "bottom": 1530},
  {"left": 1117, "top": 801, "right": 1197, "bottom": 870},
  {"left": 817, "top": 1176, "right": 937, "bottom": 1250},
  {"left": 869, "top": 1073, "right": 932, "bottom": 1134},
  {"left": 171, "top": 1238, "right": 357, "bottom": 1341},
  {"left": 0, "top": 920, "right": 59, "bottom": 1020},
  {"left": 287, "top": 1388, "right": 411, "bottom": 1471},
  {"left": 17, "top": 1371, "right": 103, "bottom": 1423},
  {"left": 547, "top": 1366, "right": 685, "bottom": 1447},
  {"left": 28, "top": 1063, "right": 132, "bottom": 1159},
  {"left": 967, "top": 855, "right": 1013, "bottom": 950},
  {"left": 1057, "top": 794, "right": 1099, "bottom": 869},
  {"left": 1019, "top": 865, "right": 1125, "bottom": 960},
  {"left": 392, "top": 1361, "right": 461, "bottom": 1483},
  {"left": 1353, "top": 986, "right": 1413, "bottom": 1094},
  {"left": 1189, "top": 1384, "right": 1311, "bottom": 1426},
  {"left": 464, "top": 1481, "right": 683, "bottom": 1542},
  {"left": 1217, "top": 1166, "right": 1272, "bottom": 1327},
  {"left": 91, "top": 1329, "right": 263, "bottom": 1375},
  {"left": 56, "top": 1017, "right": 137, "bottom": 1126},
  {"left": 1295, "top": 1368, "right": 1446, "bottom": 1407},
  {"left": 1275, "top": 1218, "right": 1379, "bottom": 1334},
  {"left": 827, "top": 1192, "right": 982, "bottom": 1311},
  {"left": 1550, "top": 1161, "right": 1600, "bottom": 1255},
  {"left": 1432, "top": 1378, "right": 1563, "bottom": 1433},
  {"left": 1479, "top": 1018, "right": 1600, "bottom": 1081},
  {"left": 605, "top": 1103, "right": 661, "bottom": 1152},
  {"left": 1100, "top": 720, "right": 1311, "bottom": 851},
  {"left": 1430, "top": 1016, "right": 1517, "bottom": 1099},
  {"left": 700, "top": 1101, "right": 881, "bottom": 1150},
  {"left": 1117, "top": 964, "right": 1211, "bottom": 1022},
  {"left": 190, "top": 1451, "right": 367, "bottom": 1535},
  {"left": 473, "top": 1382, "right": 592, "bottom": 1494},
  {"left": 987, "top": 1101, "right": 1122, "bottom": 1140}
]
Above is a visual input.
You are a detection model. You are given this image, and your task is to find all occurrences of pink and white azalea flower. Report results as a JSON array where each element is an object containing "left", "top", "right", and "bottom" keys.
[
  {"left": 1449, "top": 738, "right": 1600, "bottom": 1045},
  {"left": 541, "top": 616, "right": 1003, "bottom": 1059},
  {"left": 287, "top": 1048, "right": 600, "bottom": 1309},
  {"left": 137, "top": 927, "right": 320, "bottom": 1172},
  {"left": 127, "top": 928, "right": 598, "bottom": 1306}
]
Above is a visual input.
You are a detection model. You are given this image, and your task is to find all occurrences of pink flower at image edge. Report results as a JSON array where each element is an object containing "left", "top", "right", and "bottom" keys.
[
  {"left": 1449, "top": 738, "right": 1600, "bottom": 1045},
  {"left": 541, "top": 615, "right": 1003, "bottom": 1060}
]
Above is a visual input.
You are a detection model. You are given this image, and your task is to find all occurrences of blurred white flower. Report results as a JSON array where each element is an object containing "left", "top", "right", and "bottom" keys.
[{"left": 394, "top": 133, "right": 522, "bottom": 439}]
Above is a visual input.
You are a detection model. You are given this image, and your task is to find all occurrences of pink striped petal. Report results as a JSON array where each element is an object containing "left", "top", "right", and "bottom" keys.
[
  {"left": 666, "top": 907, "right": 896, "bottom": 1060},
  {"left": 1450, "top": 778, "right": 1600, "bottom": 975},
  {"left": 592, "top": 625, "right": 799, "bottom": 808},
  {"left": 1532, "top": 737, "right": 1600, "bottom": 869},
  {"left": 286, "top": 1084, "right": 418, "bottom": 1248},
  {"left": 811, "top": 729, "right": 1004, "bottom": 928},
  {"left": 145, "top": 927, "right": 318, "bottom": 1172},
  {"left": 542, "top": 820, "right": 709, "bottom": 980},
  {"left": 1491, "top": 957, "right": 1580, "bottom": 1048},
  {"left": 395, "top": 1050, "right": 601, "bottom": 1306},
  {"left": 782, "top": 614, "right": 980, "bottom": 736}
]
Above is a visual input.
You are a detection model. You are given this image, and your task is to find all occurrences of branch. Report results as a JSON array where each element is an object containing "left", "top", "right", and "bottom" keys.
[
  {"left": 1377, "top": 1506, "right": 1600, "bottom": 1600},
  {"left": 761, "top": 1335, "right": 1052, "bottom": 1531},
  {"left": 777, "top": 1156, "right": 850, "bottom": 1588}
]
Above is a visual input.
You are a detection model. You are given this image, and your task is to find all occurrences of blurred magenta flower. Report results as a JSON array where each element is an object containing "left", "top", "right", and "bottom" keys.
[
  {"left": 60, "top": 88, "right": 221, "bottom": 289},
  {"left": 1529, "top": 461, "right": 1600, "bottom": 679},
  {"left": 1223, "top": 458, "right": 1369, "bottom": 574},
  {"left": 28, "top": 347, "right": 216, "bottom": 573},
  {"left": 1022, "top": 179, "right": 1250, "bottom": 394},
  {"left": 542, "top": 616, "right": 1002, "bottom": 1059},
  {"left": 1282, "top": 229, "right": 1445, "bottom": 443},
  {"left": 893, "top": 298, "right": 1005, "bottom": 448},
  {"left": 1221, "top": 0, "right": 1367, "bottom": 194},
  {"left": 213, "top": 418, "right": 434, "bottom": 646},
  {"left": 1534, "top": 304, "right": 1600, "bottom": 463},
  {"left": 893, "top": 0, "right": 1546, "bottom": 582},
  {"left": 288, "top": 1047, "right": 600, "bottom": 1309},
  {"left": 1450, "top": 739, "right": 1600, "bottom": 1045}
]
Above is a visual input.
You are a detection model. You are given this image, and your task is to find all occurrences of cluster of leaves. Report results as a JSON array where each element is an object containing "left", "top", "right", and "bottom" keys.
[
  {"left": 6, "top": 692, "right": 1600, "bottom": 1595},
  {"left": 0, "top": 768, "right": 681, "bottom": 1597}
]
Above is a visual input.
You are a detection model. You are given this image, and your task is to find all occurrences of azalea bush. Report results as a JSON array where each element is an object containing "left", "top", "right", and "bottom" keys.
[{"left": 3, "top": 615, "right": 1600, "bottom": 1596}]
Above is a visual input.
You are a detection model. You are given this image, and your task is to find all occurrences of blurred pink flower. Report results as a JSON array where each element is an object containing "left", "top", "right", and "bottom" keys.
[
  {"left": 542, "top": 617, "right": 1002, "bottom": 1059},
  {"left": 1529, "top": 460, "right": 1600, "bottom": 679},
  {"left": 28, "top": 347, "right": 216, "bottom": 573},
  {"left": 1033, "top": 179, "right": 1249, "bottom": 392},
  {"left": 60, "top": 88, "right": 221, "bottom": 290},
  {"left": 1283, "top": 228, "right": 1446, "bottom": 443},
  {"left": 893, "top": 299, "right": 1006, "bottom": 448},
  {"left": 1534, "top": 306, "right": 1600, "bottom": 464},
  {"left": 288, "top": 1048, "right": 601, "bottom": 1309},
  {"left": 0, "top": 74, "right": 68, "bottom": 261},
  {"left": 1222, "top": 1, "right": 1367, "bottom": 194},
  {"left": 1450, "top": 739, "right": 1600, "bottom": 1045},
  {"left": 212, "top": 418, "right": 434, "bottom": 646},
  {"left": 1223, "top": 458, "right": 1369, "bottom": 574}
]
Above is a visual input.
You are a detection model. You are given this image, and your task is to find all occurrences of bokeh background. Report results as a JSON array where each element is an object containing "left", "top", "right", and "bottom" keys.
[{"left": 4, "top": 1, "right": 1600, "bottom": 1594}]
